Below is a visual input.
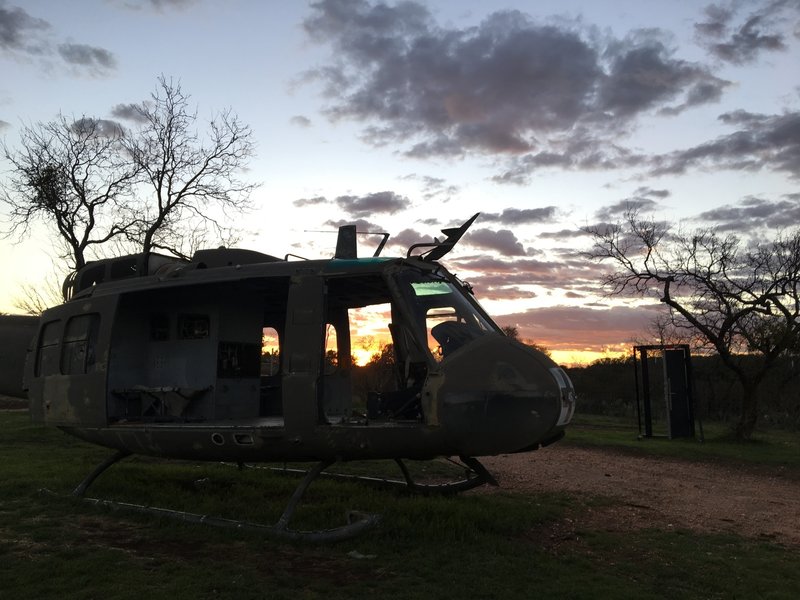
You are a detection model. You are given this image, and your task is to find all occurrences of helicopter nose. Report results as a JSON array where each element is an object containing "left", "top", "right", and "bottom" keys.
[{"left": 434, "top": 335, "right": 571, "bottom": 456}]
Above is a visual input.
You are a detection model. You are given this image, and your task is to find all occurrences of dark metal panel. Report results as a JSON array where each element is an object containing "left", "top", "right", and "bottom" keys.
[
  {"left": 0, "top": 314, "right": 38, "bottom": 398},
  {"left": 665, "top": 348, "right": 694, "bottom": 438},
  {"left": 28, "top": 295, "right": 118, "bottom": 427},
  {"left": 281, "top": 275, "right": 325, "bottom": 436}
]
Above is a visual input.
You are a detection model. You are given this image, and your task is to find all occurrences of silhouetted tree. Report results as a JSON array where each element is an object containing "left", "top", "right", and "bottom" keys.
[
  {"left": 123, "top": 76, "right": 257, "bottom": 258},
  {"left": 1, "top": 76, "right": 258, "bottom": 311},
  {"left": 501, "top": 325, "right": 519, "bottom": 339},
  {"left": 586, "top": 209, "right": 800, "bottom": 439},
  {"left": 501, "top": 324, "right": 551, "bottom": 356},
  {"left": 1, "top": 114, "right": 137, "bottom": 271},
  {"left": 13, "top": 277, "right": 64, "bottom": 315}
]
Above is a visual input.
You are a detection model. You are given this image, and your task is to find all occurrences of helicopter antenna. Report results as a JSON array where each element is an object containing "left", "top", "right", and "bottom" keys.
[
  {"left": 407, "top": 213, "right": 480, "bottom": 261},
  {"left": 372, "top": 232, "right": 390, "bottom": 257},
  {"left": 306, "top": 227, "right": 391, "bottom": 259}
]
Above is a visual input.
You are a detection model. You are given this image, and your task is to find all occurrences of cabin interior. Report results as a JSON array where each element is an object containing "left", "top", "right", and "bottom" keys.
[
  {"left": 104, "top": 273, "right": 427, "bottom": 427},
  {"left": 32, "top": 265, "right": 488, "bottom": 429}
]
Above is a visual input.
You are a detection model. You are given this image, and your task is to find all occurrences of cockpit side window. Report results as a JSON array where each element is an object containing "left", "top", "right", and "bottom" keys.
[
  {"left": 427, "top": 311, "right": 482, "bottom": 360},
  {"left": 396, "top": 272, "right": 498, "bottom": 361},
  {"left": 61, "top": 314, "right": 100, "bottom": 374},
  {"left": 35, "top": 319, "right": 62, "bottom": 377}
]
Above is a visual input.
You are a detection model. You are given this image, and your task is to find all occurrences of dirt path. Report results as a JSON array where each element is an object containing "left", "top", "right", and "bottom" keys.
[{"left": 480, "top": 445, "right": 800, "bottom": 546}]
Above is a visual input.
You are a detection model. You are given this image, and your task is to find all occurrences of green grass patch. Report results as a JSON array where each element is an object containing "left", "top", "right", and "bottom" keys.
[
  {"left": 567, "top": 413, "right": 800, "bottom": 472},
  {"left": 1, "top": 410, "right": 799, "bottom": 599}
]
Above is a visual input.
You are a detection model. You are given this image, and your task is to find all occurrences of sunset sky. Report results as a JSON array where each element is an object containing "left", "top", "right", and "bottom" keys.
[{"left": 1, "top": 0, "right": 799, "bottom": 365}]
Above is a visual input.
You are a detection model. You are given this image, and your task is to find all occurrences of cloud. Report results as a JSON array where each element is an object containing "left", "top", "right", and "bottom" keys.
[
  {"left": 401, "top": 174, "right": 459, "bottom": 201},
  {"left": 594, "top": 188, "right": 670, "bottom": 221},
  {"left": 650, "top": 109, "right": 800, "bottom": 178},
  {"left": 324, "top": 217, "right": 384, "bottom": 231},
  {"left": 0, "top": 2, "right": 49, "bottom": 54},
  {"left": 452, "top": 253, "right": 605, "bottom": 296},
  {"left": 70, "top": 117, "right": 124, "bottom": 137},
  {"left": 322, "top": 217, "right": 398, "bottom": 256},
  {"left": 0, "top": 3, "right": 116, "bottom": 75},
  {"left": 294, "top": 190, "right": 411, "bottom": 217},
  {"left": 595, "top": 199, "right": 659, "bottom": 220},
  {"left": 634, "top": 186, "right": 671, "bottom": 199},
  {"left": 504, "top": 304, "right": 664, "bottom": 352},
  {"left": 293, "top": 195, "right": 328, "bottom": 207},
  {"left": 290, "top": 115, "right": 312, "bottom": 127},
  {"left": 366, "top": 218, "right": 539, "bottom": 263},
  {"left": 490, "top": 131, "right": 648, "bottom": 184},
  {"left": 465, "top": 228, "right": 528, "bottom": 256},
  {"left": 538, "top": 228, "right": 589, "bottom": 241},
  {"left": 695, "top": 1, "right": 795, "bottom": 64},
  {"left": 110, "top": 102, "right": 149, "bottom": 123},
  {"left": 0, "top": 119, "right": 9, "bottom": 131},
  {"left": 114, "top": 0, "right": 200, "bottom": 11},
  {"left": 334, "top": 191, "right": 410, "bottom": 217},
  {"left": 694, "top": 3, "right": 733, "bottom": 39},
  {"left": 147, "top": 0, "right": 199, "bottom": 8},
  {"left": 303, "top": 0, "right": 728, "bottom": 171},
  {"left": 694, "top": 195, "right": 800, "bottom": 232},
  {"left": 481, "top": 206, "right": 558, "bottom": 225},
  {"left": 58, "top": 42, "right": 117, "bottom": 73},
  {"left": 600, "top": 29, "right": 729, "bottom": 118},
  {"left": 385, "top": 226, "right": 432, "bottom": 253}
]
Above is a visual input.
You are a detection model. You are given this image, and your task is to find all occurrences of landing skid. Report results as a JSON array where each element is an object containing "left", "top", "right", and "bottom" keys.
[
  {"left": 71, "top": 452, "right": 380, "bottom": 543},
  {"left": 266, "top": 456, "right": 499, "bottom": 495}
]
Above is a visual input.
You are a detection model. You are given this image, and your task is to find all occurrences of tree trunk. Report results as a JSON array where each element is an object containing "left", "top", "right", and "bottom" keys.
[{"left": 733, "top": 380, "right": 760, "bottom": 440}]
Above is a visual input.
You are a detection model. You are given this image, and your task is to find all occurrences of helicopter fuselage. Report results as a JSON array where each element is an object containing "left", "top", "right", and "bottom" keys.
[{"left": 25, "top": 248, "right": 575, "bottom": 464}]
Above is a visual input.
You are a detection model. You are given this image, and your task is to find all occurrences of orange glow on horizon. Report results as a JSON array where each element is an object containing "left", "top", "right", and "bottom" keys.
[
  {"left": 352, "top": 346, "right": 377, "bottom": 366},
  {"left": 549, "top": 348, "right": 627, "bottom": 367},
  {"left": 264, "top": 326, "right": 629, "bottom": 368}
]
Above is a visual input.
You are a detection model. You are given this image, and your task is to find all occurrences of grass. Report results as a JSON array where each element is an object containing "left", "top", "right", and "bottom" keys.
[
  {"left": 1, "top": 409, "right": 799, "bottom": 599},
  {"left": 566, "top": 413, "right": 800, "bottom": 472}
]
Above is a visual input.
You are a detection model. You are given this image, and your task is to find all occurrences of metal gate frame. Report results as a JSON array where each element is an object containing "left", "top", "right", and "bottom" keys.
[{"left": 633, "top": 344, "right": 699, "bottom": 440}]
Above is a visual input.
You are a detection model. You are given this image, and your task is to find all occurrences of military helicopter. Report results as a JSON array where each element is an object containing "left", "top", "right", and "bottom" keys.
[{"left": 16, "top": 213, "right": 575, "bottom": 541}]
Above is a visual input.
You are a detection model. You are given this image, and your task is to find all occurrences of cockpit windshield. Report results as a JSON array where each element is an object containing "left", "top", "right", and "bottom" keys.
[{"left": 394, "top": 269, "right": 499, "bottom": 361}]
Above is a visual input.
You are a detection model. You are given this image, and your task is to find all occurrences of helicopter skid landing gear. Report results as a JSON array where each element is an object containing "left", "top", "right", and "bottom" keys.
[
  {"left": 70, "top": 453, "right": 380, "bottom": 543},
  {"left": 269, "top": 455, "right": 498, "bottom": 495},
  {"left": 395, "top": 456, "right": 498, "bottom": 494}
]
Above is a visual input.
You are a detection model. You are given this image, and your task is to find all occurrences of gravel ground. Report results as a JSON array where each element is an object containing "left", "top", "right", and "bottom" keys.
[{"left": 480, "top": 444, "right": 800, "bottom": 546}]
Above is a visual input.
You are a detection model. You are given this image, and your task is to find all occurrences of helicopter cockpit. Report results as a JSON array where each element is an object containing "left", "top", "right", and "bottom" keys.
[
  {"left": 395, "top": 268, "right": 496, "bottom": 361},
  {"left": 321, "top": 263, "right": 503, "bottom": 424}
]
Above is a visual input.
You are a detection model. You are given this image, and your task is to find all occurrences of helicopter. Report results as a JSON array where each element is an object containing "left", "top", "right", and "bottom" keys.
[{"left": 10, "top": 213, "right": 575, "bottom": 541}]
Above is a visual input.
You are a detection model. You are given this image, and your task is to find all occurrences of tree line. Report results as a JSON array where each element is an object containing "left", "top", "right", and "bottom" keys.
[{"left": 565, "top": 353, "right": 800, "bottom": 432}]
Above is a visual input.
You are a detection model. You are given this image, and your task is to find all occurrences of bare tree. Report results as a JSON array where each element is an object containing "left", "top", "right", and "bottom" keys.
[
  {"left": 123, "top": 76, "right": 257, "bottom": 258},
  {"left": 1, "top": 114, "right": 138, "bottom": 270},
  {"left": 1, "top": 77, "right": 258, "bottom": 312},
  {"left": 12, "top": 275, "right": 66, "bottom": 315},
  {"left": 586, "top": 210, "right": 800, "bottom": 439}
]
